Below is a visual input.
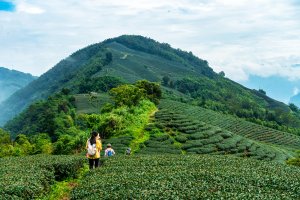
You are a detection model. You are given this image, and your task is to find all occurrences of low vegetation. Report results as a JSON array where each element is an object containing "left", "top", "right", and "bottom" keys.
[
  {"left": 0, "top": 155, "right": 84, "bottom": 199},
  {"left": 71, "top": 155, "right": 300, "bottom": 199},
  {"left": 159, "top": 99, "right": 300, "bottom": 150}
]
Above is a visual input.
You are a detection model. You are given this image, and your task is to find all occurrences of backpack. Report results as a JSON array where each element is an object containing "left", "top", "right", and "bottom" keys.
[
  {"left": 107, "top": 149, "right": 113, "bottom": 156},
  {"left": 87, "top": 140, "right": 96, "bottom": 156}
]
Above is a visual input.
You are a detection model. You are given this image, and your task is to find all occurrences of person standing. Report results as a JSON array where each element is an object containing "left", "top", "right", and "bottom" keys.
[
  {"left": 104, "top": 143, "right": 115, "bottom": 157},
  {"left": 86, "top": 131, "right": 102, "bottom": 169}
]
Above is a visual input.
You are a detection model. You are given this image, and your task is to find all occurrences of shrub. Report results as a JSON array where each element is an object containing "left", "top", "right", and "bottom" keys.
[
  {"left": 175, "top": 135, "right": 187, "bottom": 143},
  {"left": 70, "top": 155, "right": 300, "bottom": 199},
  {"left": 0, "top": 155, "right": 84, "bottom": 199}
]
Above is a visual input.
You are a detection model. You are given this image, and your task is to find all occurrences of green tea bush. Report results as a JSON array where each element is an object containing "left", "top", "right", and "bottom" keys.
[
  {"left": 0, "top": 155, "right": 84, "bottom": 199},
  {"left": 187, "top": 132, "right": 208, "bottom": 140},
  {"left": 70, "top": 155, "right": 300, "bottom": 199},
  {"left": 175, "top": 135, "right": 187, "bottom": 143},
  {"left": 200, "top": 135, "right": 223, "bottom": 145},
  {"left": 182, "top": 140, "right": 203, "bottom": 150},
  {"left": 160, "top": 100, "right": 300, "bottom": 149}
]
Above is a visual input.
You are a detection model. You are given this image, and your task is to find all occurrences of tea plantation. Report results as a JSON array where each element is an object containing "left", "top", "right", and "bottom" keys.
[
  {"left": 95, "top": 99, "right": 297, "bottom": 162},
  {"left": 0, "top": 155, "right": 84, "bottom": 200},
  {"left": 74, "top": 93, "right": 112, "bottom": 114},
  {"left": 71, "top": 155, "right": 300, "bottom": 199},
  {"left": 159, "top": 100, "right": 300, "bottom": 149},
  {"left": 152, "top": 106, "right": 294, "bottom": 162}
]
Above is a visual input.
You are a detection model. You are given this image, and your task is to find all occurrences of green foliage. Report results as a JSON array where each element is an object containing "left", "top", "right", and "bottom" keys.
[
  {"left": 110, "top": 80, "right": 162, "bottom": 107},
  {"left": 159, "top": 100, "right": 300, "bottom": 150},
  {"left": 110, "top": 84, "right": 144, "bottom": 107},
  {"left": 168, "top": 76, "right": 300, "bottom": 132},
  {"left": 0, "top": 155, "right": 84, "bottom": 199},
  {"left": 0, "top": 128, "right": 11, "bottom": 144},
  {"left": 31, "top": 133, "right": 53, "bottom": 154},
  {"left": 4, "top": 92, "right": 76, "bottom": 139},
  {"left": 0, "top": 67, "right": 36, "bottom": 103},
  {"left": 289, "top": 103, "right": 299, "bottom": 112},
  {"left": 71, "top": 155, "right": 300, "bottom": 199},
  {"left": 0, "top": 128, "right": 13, "bottom": 158},
  {"left": 155, "top": 101, "right": 295, "bottom": 162},
  {"left": 78, "top": 76, "right": 124, "bottom": 93},
  {"left": 4, "top": 92, "right": 90, "bottom": 156},
  {"left": 135, "top": 80, "right": 162, "bottom": 105},
  {"left": 258, "top": 89, "right": 266, "bottom": 95},
  {"left": 286, "top": 151, "right": 300, "bottom": 167},
  {"left": 13, "top": 134, "right": 35, "bottom": 156},
  {"left": 77, "top": 100, "right": 156, "bottom": 140},
  {"left": 104, "top": 35, "right": 213, "bottom": 77}
]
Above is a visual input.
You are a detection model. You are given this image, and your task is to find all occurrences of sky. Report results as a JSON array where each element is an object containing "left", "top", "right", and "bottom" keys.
[{"left": 0, "top": 0, "right": 300, "bottom": 103}]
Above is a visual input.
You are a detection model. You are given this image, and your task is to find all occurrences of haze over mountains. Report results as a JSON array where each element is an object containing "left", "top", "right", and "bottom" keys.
[{"left": 0, "top": 67, "right": 36, "bottom": 103}]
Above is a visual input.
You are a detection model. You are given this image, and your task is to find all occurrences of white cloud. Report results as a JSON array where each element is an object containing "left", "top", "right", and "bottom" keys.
[
  {"left": 0, "top": 0, "right": 299, "bottom": 81},
  {"left": 16, "top": 2, "right": 45, "bottom": 14}
]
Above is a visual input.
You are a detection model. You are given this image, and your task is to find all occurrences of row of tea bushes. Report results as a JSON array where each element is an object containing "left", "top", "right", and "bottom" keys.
[
  {"left": 0, "top": 155, "right": 84, "bottom": 200},
  {"left": 159, "top": 99, "right": 300, "bottom": 149},
  {"left": 154, "top": 102, "right": 293, "bottom": 162},
  {"left": 71, "top": 155, "right": 300, "bottom": 199}
]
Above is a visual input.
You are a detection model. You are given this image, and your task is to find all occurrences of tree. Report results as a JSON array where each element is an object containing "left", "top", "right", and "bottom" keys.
[
  {"left": 135, "top": 80, "right": 162, "bottom": 105},
  {"left": 0, "top": 128, "right": 11, "bottom": 144},
  {"left": 219, "top": 71, "right": 225, "bottom": 77},
  {"left": 289, "top": 103, "right": 299, "bottom": 112},
  {"left": 110, "top": 84, "right": 144, "bottom": 107},
  {"left": 32, "top": 133, "right": 53, "bottom": 154},
  {"left": 258, "top": 89, "right": 266, "bottom": 95},
  {"left": 14, "top": 134, "right": 34, "bottom": 155},
  {"left": 162, "top": 76, "right": 170, "bottom": 86},
  {"left": 105, "top": 52, "right": 113, "bottom": 64}
]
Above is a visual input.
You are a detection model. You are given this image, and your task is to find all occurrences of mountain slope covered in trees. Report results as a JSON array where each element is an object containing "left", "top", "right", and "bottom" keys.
[
  {"left": 0, "top": 35, "right": 300, "bottom": 137},
  {"left": 0, "top": 67, "right": 36, "bottom": 103}
]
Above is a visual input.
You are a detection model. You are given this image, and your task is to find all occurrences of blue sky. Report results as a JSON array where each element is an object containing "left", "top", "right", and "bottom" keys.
[
  {"left": 0, "top": 1, "right": 15, "bottom": 12},
  {"left": 0, "top": 0, "right": 300, "bottom": 103}
]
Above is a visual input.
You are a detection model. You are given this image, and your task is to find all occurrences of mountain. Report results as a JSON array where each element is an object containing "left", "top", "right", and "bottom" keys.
[
  {"left": 0, "top": 35, "right": 299, "bottom": 134},
  {"left": 0, "top": 67, "right": 37, "bottom": 103}
]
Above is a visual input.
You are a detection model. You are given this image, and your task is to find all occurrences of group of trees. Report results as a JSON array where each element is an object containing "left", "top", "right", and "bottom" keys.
[
  {"left": 0, "top": 129, "right": 52, "bottom": 157},
  {"left": 0, "top": 80, "right": 161, "bottom": 157},
  {"left": 110, "top": 80, "right": 162, "bottom": 107}
]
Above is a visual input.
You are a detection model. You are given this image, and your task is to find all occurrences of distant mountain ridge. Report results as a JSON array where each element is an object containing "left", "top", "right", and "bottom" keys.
[
  {"left": 0, "top": 67, "right": 36, "bottom": 103},
  {"left": 0, "top": 35, "right": 299, "bottom": 133}
]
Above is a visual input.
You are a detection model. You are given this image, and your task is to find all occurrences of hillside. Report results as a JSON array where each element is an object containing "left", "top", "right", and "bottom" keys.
[
  {"left": 1, "top": 35, "right": 300, "bottom": 136},
  {"left": 0, "top": 67, "right": 36, "bottom": 103}
]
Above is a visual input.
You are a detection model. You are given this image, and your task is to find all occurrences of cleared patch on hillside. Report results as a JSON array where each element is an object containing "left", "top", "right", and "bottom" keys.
[{"left": 74, "top": 93, "right": 111, "bottom": 114}]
